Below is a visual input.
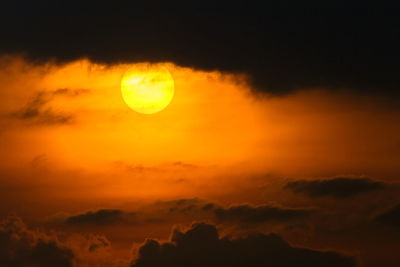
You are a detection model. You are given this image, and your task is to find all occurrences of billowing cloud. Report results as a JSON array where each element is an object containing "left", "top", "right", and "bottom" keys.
[
  {"left": 375, "top": 204, "right": 400, "bottom": 228},
  {"left": 285, "top": 177, "right": 385, "bottom": 198},
  {"left": 131, "top": 222, "right": 356, "bottom": 267},
  {"left": 1, "top": 6, "right": 399, "bottom": 95},
  {"left": 0, "top": 216, "right": 74, "bottom": 266},
  {"left": 0, "top": 216, "right": 116, "bottom": 266}
]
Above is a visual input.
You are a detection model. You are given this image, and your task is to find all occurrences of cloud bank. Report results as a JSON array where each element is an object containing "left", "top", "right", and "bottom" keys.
[
  {"left": 131, "top": 222, "right": 356, "bottom": 267},
  {"left": 62, "top": 199, "right": 312, "bottom": 227},
  {"left": 1, "top": 5, "right": 399, "bottom": 95}
]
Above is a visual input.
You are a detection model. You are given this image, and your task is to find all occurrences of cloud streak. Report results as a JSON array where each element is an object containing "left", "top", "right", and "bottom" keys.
[
  {"left": 285, "top": 177, "right": 385, "bottom": 198},
  {"left": 214, "top": 204, "right": 312, "bottom": 224},
  {"left": 66, "top": 209, "right": 125, "bottom": 226},
  {"left": 61, "top": 199, "right": 313, "bottom": 228},
  {"left": 11, "top": 88, "right": 89, "bottom": 125}
]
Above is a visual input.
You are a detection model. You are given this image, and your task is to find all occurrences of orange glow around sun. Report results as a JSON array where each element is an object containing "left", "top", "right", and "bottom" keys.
[
  {"left": 0, "top": 58, "right": 264, "bottom": 172},
  {"left": 0, "top": 56, "right": 400, "bottom": 203}
]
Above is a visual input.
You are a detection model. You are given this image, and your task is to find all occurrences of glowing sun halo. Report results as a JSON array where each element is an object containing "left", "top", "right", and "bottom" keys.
[{"left": 121, "top": 64, "right": 174, "bottom": 114}]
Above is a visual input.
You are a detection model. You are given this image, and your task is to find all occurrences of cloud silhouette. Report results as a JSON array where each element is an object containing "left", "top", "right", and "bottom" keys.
[
  {"left": 0, "top": 216, "right": 116, "bottom": 266},
  {"left": 375, "top": 204, "right": 400, "bottom": 228},
  {"left": 285, "top": 177, "right": 385, "bottom": 198},
  {"left": 1, "top": 5, "right": 399, "bottom": 95},
  {"left": 0, "top": 216, "right": 74, "bottom": 266},
  {"left": 61, "top": 200, "right": 312, "bottom": 228},
  {"left": 151, "top": 198, "right": 313, "bottom": 224},
  {"left": 131, "top": 222, "right": 356, "bottom": 267},
  {"left": 65, "top": 209, "right": 125, "bottom": 226}
]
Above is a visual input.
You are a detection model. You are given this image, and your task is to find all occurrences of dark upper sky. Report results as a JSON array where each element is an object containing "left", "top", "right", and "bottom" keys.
[{"left": 1, "top": 3, "right": 399, "bottom": 95}]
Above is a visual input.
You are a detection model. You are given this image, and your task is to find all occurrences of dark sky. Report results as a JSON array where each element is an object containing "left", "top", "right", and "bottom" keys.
[{"left": 1, "top": 4, "right": 399, "bottom": 95}]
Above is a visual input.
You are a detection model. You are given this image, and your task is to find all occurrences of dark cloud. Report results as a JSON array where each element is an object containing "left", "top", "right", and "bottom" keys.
[
  {"left": 62, "top": 200, "right": 206, "bottom": 226},
  {"left": 61, "top": 199, "right": 312, "bottom": 228},
  {"left": 65, "top": 209, "right": 125, "bottom": 226},
  {"left": 0, "top": 216, "right": 116, "bottom": 266},
  {"left": 285, "top": 177, "right": 385, "bottom": 198},
  {"left": 214, "top": 204, "right": 312, "bottom": 224},
  {"left": 11, "top": 88, "right": 89, "bottom": 125},
  {"left": 131, "top": 222, "right": 356, "bottom": 267},
  {"left": 0, "top": 216, "right": 74, "bottom": 266},
  {"left": 1, "top": 4, "right": 399, "bottom": 95},
  {"left": 375, "top": 204, "right": 400, "bottom": 228},
  {"left": 151, "top": 199, "right": 312, "bottom": 225}
]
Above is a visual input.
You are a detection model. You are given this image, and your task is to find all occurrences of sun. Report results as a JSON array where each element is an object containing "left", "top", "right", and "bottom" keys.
[{"left": 121, "top": 64, "right": 174, "bottom": 114}]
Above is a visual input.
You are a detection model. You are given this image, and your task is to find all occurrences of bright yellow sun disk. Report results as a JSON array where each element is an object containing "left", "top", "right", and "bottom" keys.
[{"left": 121, "top": 64, "right": 174, "bottom": 114}]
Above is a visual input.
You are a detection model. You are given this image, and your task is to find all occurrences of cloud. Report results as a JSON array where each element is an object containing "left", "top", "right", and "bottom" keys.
[
  {"left": 12, "top": 91, "right": 72, "bottom": 125},
  {"left": 131, "top": 222, "right": 356, "bottom": 267},
  {"left": 65, "top": 209, "right": 126, "bottom": 226},
  {"left": 0, "top": 216, "right": 117, "bottom": 266},
  {"left": 214, "top": 204, "right": 312, "bottom": 224},
  {"left": 61, "top": 199, "right": 312, "bottom": 228},
  {"left": 147, "top": 199, "right": 313, "bottom": 225},
  {"left": 1, "top": 6, "right": 399, "bottom": 95},
  {"left": 375, "top": 204, "right": 400, "bottom": 228},
  {"left": 0, "top": 216, "right": 74, "bottom": 266},
  {"left": 11, "top": 88, "right": 89, "bottom": 125},
  {"left": 285, "top": 177, "right": 385, "bottom": 198}
]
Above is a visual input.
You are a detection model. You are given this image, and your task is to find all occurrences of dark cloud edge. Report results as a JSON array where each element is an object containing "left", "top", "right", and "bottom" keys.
[
  {"left": 130, "top": 222, "right": 357, "bottom": 267},
  {"left": 1, "top": 7, "right": 399, "bottom": 96},
  {"left": 61, "top": 200, "right": 313, "bottom": 226}
]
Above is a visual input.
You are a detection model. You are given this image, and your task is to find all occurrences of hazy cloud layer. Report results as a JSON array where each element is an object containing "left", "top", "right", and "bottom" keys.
[
  {"left": 1, "top": 5, "right": 399, "bottom": 95},
  {"left": 285, "top": 177, "right": 385, "bottom": 198},
  {"left": 131, "top": 222, "right": 356, "bottom": 267}
]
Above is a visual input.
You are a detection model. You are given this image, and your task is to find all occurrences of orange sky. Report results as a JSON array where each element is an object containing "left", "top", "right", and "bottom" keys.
[{"left": 0, "top": 56, "right": 399, "bottom": 214}]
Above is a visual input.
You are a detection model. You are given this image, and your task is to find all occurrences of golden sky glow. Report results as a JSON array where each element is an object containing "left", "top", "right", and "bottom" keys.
[{"left": 0, "top": 56, "right": 399, "bottom": 208}]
